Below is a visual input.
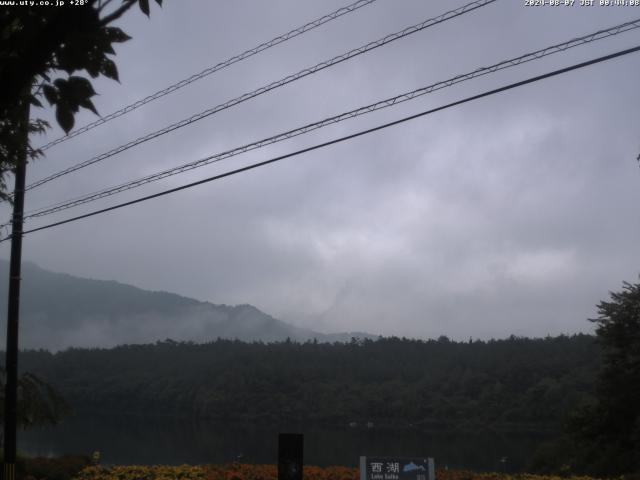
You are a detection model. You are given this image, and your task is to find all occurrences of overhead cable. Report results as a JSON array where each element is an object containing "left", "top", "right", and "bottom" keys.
[
  {"left": 37, "top": 0, "right": 380, "bottom": 151},
  {"left": 25, "top": 0, "right": 497, "bottom": 192},
  {"left": 5, "top": 44, "right": 638, "bottom": 242},
  {"left": 23, "top": 18, "right": 640, "bottom": 220}
]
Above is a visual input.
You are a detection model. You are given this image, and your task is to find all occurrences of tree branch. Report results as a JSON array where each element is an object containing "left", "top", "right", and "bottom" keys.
[
  {"left": 97, "top": 0, "right": 117, "bottom": 14},
  {"left": 99, "top": 0, "right": 137, "bottom": 26}
]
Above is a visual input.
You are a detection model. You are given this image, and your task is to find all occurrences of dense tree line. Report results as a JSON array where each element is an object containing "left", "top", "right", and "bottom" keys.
[
  {"left": 531, "top": 280, "right": 640, "bottom": 476},
  {"left": 16, "top": 335, "right": 598, "bottom": 432}
]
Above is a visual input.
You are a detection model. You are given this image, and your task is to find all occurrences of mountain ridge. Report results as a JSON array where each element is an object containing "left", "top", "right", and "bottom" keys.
[{"left": 0, "top": 259, "right": 377, "bottom": 351}]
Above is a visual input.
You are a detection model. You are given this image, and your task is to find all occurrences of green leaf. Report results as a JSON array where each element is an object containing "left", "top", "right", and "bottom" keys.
[
  {"left": 139, "top": 0, "right": 150, "bottom": 17},
  {"left": 29, "top": 119, "right": 50, "bottom": 135},
  {"left": 84, "top": 59, "right": 101, "bottom": 78},
  {"left": 55, "top": 33, "right": 93, "bottom": 74},
  {"left": 86, "top": 51, "right": 105, "bottom": 78},
  {"left": 56, "top": 105, "right": 74, "bottom": 134},
  {"left": 49, "top": 76, "right": 99, "bottom": 126},
  {"left": 104, "top": 27, "right": 131, "bottom": 44},
  {"left": 42, "top": 85, "right": 58, "bottom": 105},
  {"left": 102, "top": 42, "right": 116, "bottom": 55},
  {"left": 30, "top": 96, "right": 43, "bottom": 108},
  {"left": 79, "top": 98, "right": 99, "bottom": 116},
  {"left": 1, "top": 17, "right": 21, "bottom": 40},
  {"left": 100, "top": 58, "right": 119, "bottom": 82},
  {"left": 67, "top": 76, "right": 96, "bottom": 98}
]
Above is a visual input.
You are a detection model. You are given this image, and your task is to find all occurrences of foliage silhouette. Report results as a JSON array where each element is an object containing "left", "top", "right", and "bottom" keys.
[
  {"left": 0, "top": 370, "right": 70, "bottom": 429},
  {"left": 529, "top": 278, "right": 640, "bottom": 476},
  {"left": 0, "top": 0, "right": 162, "bottom": 199}
]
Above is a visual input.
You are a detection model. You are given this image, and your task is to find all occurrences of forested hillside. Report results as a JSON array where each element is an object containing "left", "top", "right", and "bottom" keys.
[
  {"left": 18, "top": 335, "right": 598, "bottom": 431},
  {"left": 0, "top": 260, "right": 375, "bottom": 349}
]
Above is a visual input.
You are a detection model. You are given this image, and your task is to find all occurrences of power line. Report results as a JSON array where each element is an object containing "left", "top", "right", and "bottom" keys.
[
  {"left": 24, "top": 0, "right": 497, "bottom": 192},
  {"left": 36, "top": 0, "right": 380, "bottom": 152},
  {"left": 5, "top": 44, "right": 638, "bottom": 242},
  {"left": 22, "top": 18, "right": 640, "bottom": 220}
]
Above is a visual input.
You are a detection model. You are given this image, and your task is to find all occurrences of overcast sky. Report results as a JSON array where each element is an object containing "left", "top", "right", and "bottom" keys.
[{"left": 2, "top": 0, "right": 639, "bottom": 340}]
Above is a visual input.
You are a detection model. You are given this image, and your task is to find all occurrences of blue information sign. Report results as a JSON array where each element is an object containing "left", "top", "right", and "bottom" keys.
[{"left": 359, "top": 457, "right": 435, "bottom": 480}]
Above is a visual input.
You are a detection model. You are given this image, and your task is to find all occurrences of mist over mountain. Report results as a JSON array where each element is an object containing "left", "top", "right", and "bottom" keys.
[{"left": 0, "top": 260, "right": 376, "bottom": 351}]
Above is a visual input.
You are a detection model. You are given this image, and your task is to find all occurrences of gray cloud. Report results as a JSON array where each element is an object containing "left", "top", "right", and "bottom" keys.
[{"left": 2, "top": 0, "right": 639, "bottom": 343}]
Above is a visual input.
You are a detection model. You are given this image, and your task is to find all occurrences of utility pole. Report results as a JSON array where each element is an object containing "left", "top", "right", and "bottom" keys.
[{"left": 3, "top": 98, "right": 30, "bottom": 480}]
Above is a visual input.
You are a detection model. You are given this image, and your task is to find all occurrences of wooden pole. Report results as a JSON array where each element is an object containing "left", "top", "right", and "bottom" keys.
[{"left": 3, "top": 98, "right": 30, "bottom": 480}]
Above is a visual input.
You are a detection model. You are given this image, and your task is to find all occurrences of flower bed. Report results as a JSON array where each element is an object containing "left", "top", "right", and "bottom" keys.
[{"left": 70, "top": 465, "right": 607, "bottom": 480}]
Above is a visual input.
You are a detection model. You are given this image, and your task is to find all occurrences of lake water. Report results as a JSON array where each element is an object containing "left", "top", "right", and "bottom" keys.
[{"left": 18, "top": 414, "right": 553, "bottom": 472}]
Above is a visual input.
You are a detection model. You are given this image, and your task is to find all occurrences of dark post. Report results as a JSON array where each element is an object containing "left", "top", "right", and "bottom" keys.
[
  {"left": 3, "top": 99, "right": 29, "bottom": 480},
  {"left": 278, "top": 433, "right": 303, "bottom": 480}
]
